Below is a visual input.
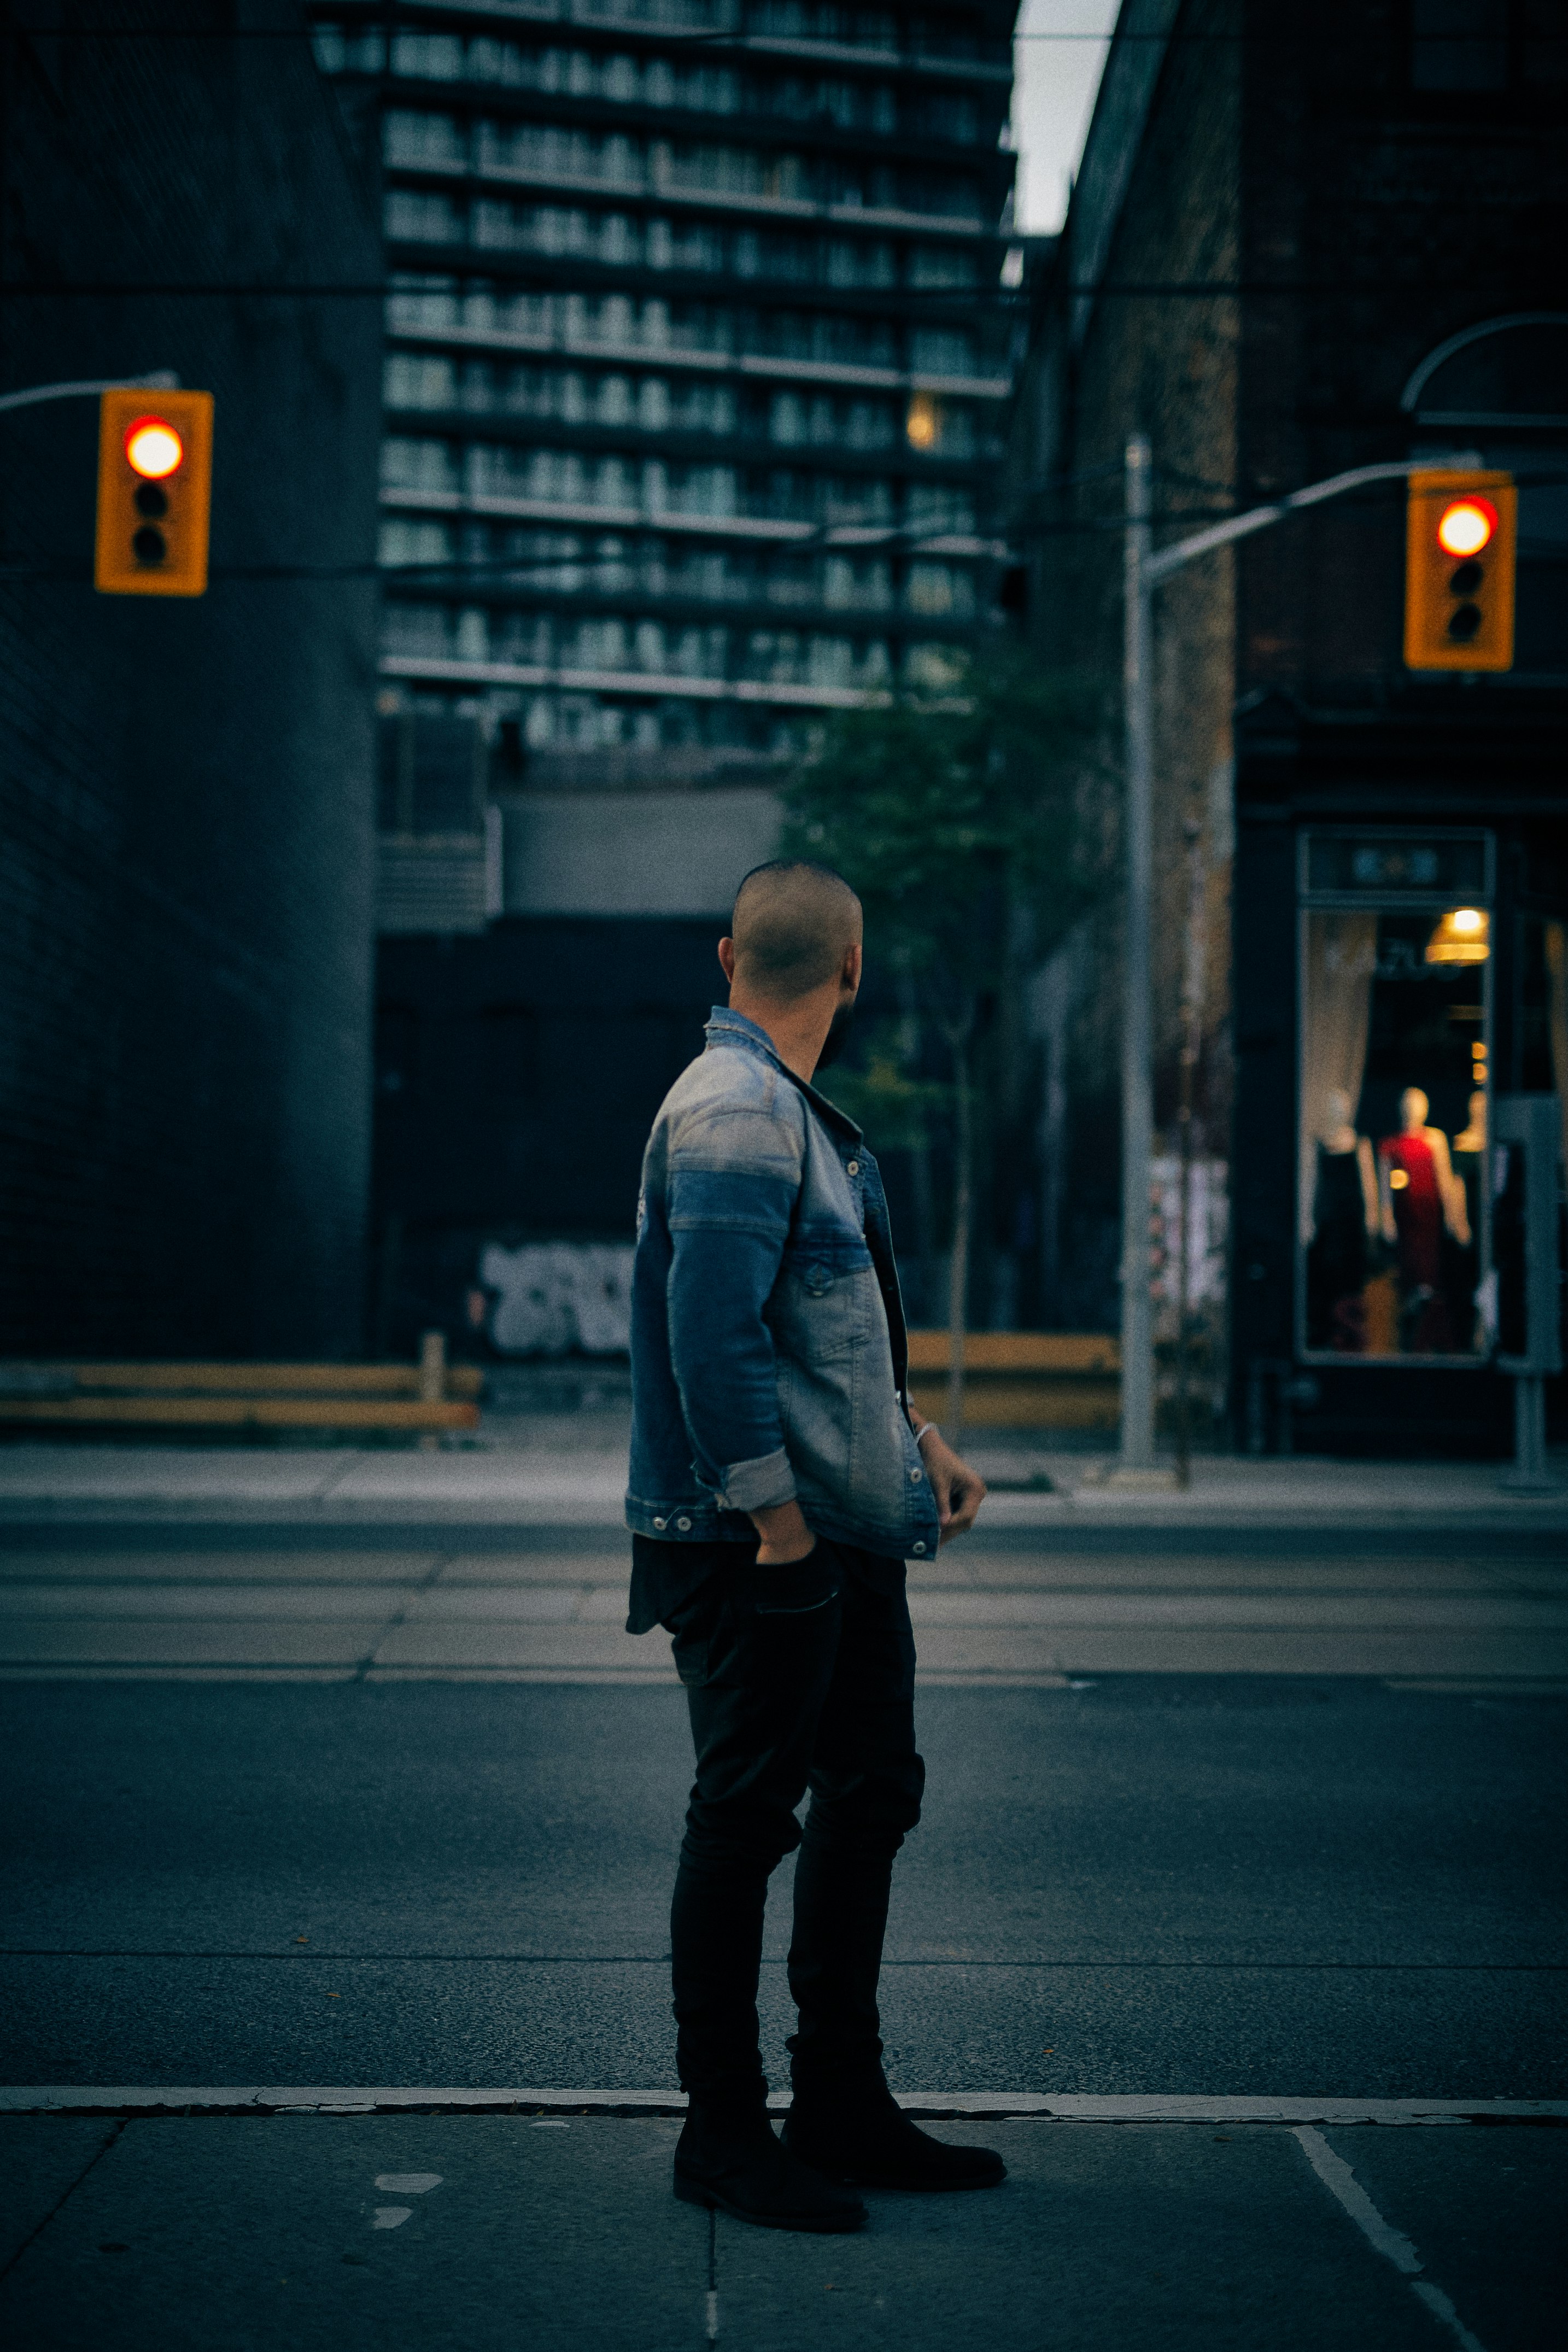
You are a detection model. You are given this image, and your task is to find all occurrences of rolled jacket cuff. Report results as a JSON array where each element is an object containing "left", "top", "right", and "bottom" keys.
[{"left": 715, "top": 1445, "right": 798, "bottom": 1513}]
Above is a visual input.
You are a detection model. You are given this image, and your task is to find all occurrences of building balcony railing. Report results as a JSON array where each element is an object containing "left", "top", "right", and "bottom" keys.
[
  {"left": 383, "top": 282, "right": 1011, "bottom": 395},
  {"left": 380, "top": 600, "right": 982, "bottom": 705},
  {"left": 374, "top": 74, "right": 1013, "bottom": 186},
  {"left": 382, "top": 118, "right": 996, "bottom": 238},
  {"left": 385, "top": 234, "right": 996, "bottom": 317},
  {"left": 379, "top": 478, "right": 990, "bottom": 554},
  {"left": 376, "top": 540, "right": 987, "bottom": 628},
  {"left": 378, "top": 650, "right": 955, "bottom": 711},
  {"left": 381, "top": 388, "right": 996, "bottom": 476},
  {"left": 315, "top": 9, "right": 1012, "bottom": 90},
  {"left": 383, "top": 192, "right": 991, "bottom": 292}
]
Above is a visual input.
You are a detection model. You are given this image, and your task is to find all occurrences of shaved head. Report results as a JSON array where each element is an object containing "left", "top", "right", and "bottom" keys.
[{"left": 730, "top": 861, "right": 862, "bottom": 1003}]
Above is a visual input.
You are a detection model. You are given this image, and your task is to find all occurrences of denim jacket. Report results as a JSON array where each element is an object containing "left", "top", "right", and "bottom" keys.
[{"left": 625, "top": 1007, "right": 941, "bottom": 1561}]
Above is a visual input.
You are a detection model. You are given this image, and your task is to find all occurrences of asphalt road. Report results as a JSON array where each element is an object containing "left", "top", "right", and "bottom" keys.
[
  {"left": 3, "top": 1668, "right": 1564, "bottom": 2096},
  {"left": 3, "top": 1520, "right": 1565, "bottom": 2350}
]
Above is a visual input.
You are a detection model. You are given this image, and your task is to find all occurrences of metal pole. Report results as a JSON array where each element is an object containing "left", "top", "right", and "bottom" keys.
[
  {"left": 1173, "top": 811, "right": 1206, "bottom": 1489},
  {"left": 1119, "top": 433, "right": 1155, "bottom": 1470},
  {"left": 0, "top": 371, "right": 178, "bottom": 415}
]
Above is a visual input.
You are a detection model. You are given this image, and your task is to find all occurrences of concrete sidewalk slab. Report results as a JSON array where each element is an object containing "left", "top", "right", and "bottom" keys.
[
  {"left": 2, "top": 1529, "right": 1564, "bottom": 1680},
  {"left": 1, "top": 2113, "right": 1560, "bottom": 2351},
  {"left": 1, "top": 1440, "right": 1564, "bottom": 1533}
]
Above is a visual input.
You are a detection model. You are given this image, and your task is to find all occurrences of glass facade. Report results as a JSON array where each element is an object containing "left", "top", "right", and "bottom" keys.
[
  {"left": 1297, "top": 829, "right": 1495, "bottom": 1363},
  {"left": 314, "top": 3, "right": 1017, "bottom": 758}
]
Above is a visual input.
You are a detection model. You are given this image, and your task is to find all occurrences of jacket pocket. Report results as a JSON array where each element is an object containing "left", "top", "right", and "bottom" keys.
[{"left": 768, "top": 1233, "right": 869, "bottom": 1367}]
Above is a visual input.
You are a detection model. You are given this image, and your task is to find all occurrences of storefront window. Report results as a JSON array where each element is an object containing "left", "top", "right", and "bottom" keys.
[{"left": 1298, "top": 830, "right": 1493, "bottom": 1362}]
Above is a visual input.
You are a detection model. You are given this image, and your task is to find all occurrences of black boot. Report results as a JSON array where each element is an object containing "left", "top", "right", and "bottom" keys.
[
  {"left": 674, "top": 2104, "right": 868, "bottom": 2233},
  {"left": 782, "top": 2076, "right": 1006, "bottom": 2193}
]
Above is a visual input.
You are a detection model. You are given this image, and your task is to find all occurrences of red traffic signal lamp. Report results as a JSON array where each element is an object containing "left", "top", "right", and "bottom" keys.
[
  {"left": 95, "top": 387, "right": 213, "bottom": 595},
  {"left": 1403, "top": 467, "right": 1515, "bottom": 672}
]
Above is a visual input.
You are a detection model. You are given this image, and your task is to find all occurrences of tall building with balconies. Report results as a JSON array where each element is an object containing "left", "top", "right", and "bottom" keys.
[
  {"left": 311, "top": 2, "right": 1021, "bottom": 1354},
  {"left": 317, "top": 2, "right": 1017, "bottom": 780}
]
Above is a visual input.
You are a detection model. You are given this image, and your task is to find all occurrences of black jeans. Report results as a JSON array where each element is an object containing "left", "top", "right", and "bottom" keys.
[{"left": 661, "top": 1537, "right": 924, "bottom": 2115}]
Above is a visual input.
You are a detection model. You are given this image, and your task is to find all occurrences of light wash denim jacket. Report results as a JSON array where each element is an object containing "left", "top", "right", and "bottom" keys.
[{"left": 625, "top": 1007, "right": 941, "bottom": 1560}]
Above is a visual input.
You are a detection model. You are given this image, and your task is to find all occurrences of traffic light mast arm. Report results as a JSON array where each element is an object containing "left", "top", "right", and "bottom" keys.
[
  {"left": 1142, "top": 453, "right": 1481, "bottom": 587},
  {"left": 0, "top": 370, "right": 178, "bottom": 416}
]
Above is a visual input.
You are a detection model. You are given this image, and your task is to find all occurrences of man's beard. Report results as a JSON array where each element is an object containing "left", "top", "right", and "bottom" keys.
[{"left": 814, "top": 998, "right": 857, "bottom": 1071}]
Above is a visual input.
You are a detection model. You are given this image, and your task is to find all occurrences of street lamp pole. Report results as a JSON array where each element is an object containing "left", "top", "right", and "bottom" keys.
[
  {"left": 1119, "top": 433, "right": 1156, "bottom": 1470},
  {"left": 1115, "top": 446, "right": 1482, "bottom": 1475}
]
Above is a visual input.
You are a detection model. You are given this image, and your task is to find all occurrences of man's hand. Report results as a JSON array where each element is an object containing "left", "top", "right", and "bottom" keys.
[
  {"left": 916, "top": 1425, "right": 987, "bottom": 1545},
  {"left": 749, "top": 1499, "right": 817, "bottom": 1566}
]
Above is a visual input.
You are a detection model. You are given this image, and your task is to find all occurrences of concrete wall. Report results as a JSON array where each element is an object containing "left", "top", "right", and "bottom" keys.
[
  {"left": 0, "top": 2, "right": 383, "bottom": 1359},
  {"left": 500, "top": 789, "right": 781, "bottom": 918}
]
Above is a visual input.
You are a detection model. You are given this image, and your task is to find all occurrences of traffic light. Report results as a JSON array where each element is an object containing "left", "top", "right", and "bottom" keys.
[
  {"left": 95, "top": 387, "right": 213, "bottom": 596},
  {"left": 1403, "top": 467, "right": 1515, "bottom": 672}
]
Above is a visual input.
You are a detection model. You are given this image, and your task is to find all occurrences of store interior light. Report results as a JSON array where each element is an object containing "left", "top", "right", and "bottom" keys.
[{"left": 1425, "top": 906, "right": 1490, "bottom": 965}]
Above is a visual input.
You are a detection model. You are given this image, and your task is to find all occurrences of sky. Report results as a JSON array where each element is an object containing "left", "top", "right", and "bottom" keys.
[{"left": 1010, "top": 0, "right": 1122, "bottom": 235}]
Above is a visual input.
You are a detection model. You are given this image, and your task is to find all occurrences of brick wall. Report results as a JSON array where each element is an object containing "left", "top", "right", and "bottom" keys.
[
  {"left": 0, "top": 1, "right": 383, "bottom": 1358},
  {"left": 1011, "top": 0, "right": 1565, "bottom": 1434},
  {"left": 1010, "top": 0, "right": 1241, "bottom": 1332}
]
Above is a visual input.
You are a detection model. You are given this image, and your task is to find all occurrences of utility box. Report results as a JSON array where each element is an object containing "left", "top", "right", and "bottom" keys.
[{"left": 1494, "top": 1096, "right": 1564, "bottom": 1377}]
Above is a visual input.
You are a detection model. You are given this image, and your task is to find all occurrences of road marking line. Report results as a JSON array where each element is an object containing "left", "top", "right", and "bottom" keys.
[
  {"left": 371, "top": 2207, "right": 413, "bottom": 2230},
  {"left": 1293, "top": 2127, "right": 1488, "bottom": 2352},
  {"left": 1411, "top": 2283, "right": 1489, "bottom": 2351},
  {"left": 4, "top": 2087, "right": 1563, "bottom": 2124},
  {"left": 373, "top": 2173, "right": 441, "bottom": 2193},
  {"left": 706, "top": 2288, "right": 719, "bottom": 2341},
  {"left": 1292, "top": 2128, "right": 1421, "bottom": 2271}
]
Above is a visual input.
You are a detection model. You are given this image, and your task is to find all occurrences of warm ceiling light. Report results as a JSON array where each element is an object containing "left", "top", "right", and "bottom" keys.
[
  {"left": 124, "top": 417, "right": 184, "bottom": 479},
  {"left": 1436, "top": 498, "right": 1496, "bottom": 559},
  {"left": 1425, "top": 906, "right": 1491, "bottom": 965},
  {"left": 906, "top": 394, "right": 939, "bottom": 450}
]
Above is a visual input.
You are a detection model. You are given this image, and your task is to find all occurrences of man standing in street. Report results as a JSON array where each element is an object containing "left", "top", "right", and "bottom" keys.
[{"left": 625, "top": 859, "right": 1001, "bottom": 2233}]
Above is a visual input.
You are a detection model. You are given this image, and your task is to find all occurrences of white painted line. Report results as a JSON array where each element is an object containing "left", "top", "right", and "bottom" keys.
[
  {"left": 1294, "top": 2127, "right": 1489, "bottom": 2352},
  {"left": 374, "top": 2173, "right": 441, "bottom": 2193},
  {"left": 4, "top": 2087, "right": 1564, "bottom": 2125},
  {"left": 1411, "top": 2283, "right": 1490, "bottom": 2352},
  {"left": 705, "top": 2288, "right": 719, "bottom": 2342},
  {"left": 372, "top": 2207, "right": 413, "bottom": 2230},
  {"left": 1292, "top": 2128, "right": 1422, "bottom": 2271}
]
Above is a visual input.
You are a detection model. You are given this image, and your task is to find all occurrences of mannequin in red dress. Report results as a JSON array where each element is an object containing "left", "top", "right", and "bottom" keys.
[{"left": 1378, "top": 1087, "right": 1470, "bottom": 1354}]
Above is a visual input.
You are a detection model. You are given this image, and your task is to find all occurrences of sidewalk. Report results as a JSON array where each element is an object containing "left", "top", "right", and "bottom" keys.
[
  {"left": 1, "top": 2104, "right": 1561, "bottom": 2350},
  {"left": 1, "top": 1425, "right": 1563, "bottom": 1531},
  {"left": 3, "top": 1430, "right": 1564, "bottom": 1683}
]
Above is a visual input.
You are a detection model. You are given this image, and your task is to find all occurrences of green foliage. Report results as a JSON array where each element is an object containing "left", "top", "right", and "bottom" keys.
[
  {"left": 777, "top": 647, "right": 1100, "bottom": 1022},
  {"left": 812, "top": 1026, "right": 952, "bottom": 1148}
]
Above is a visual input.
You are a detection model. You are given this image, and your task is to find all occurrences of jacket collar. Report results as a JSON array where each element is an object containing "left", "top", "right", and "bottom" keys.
[{"left": 704, "top": 1005, "right": 863, "bottom": 1144}]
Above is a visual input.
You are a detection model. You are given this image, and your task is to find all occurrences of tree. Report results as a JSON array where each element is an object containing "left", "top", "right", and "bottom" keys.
[{"left": 777, "top": 647, "right": 1098, "bottom": 1426}]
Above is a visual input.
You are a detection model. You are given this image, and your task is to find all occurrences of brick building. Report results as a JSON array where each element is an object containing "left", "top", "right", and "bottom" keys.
[
  {"left": 0, "top": 3, "right": 384, "bottom": 1359},
  {"left": 1011, "top": 0, "right": 1566, "bottom": 1452},
  {"left": 309, "top": 1, "right": 1023, "bottom": 1354}
]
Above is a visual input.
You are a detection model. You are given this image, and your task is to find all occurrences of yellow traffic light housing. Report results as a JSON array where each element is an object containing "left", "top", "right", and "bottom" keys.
[
  {"left": 1403, "top": 467, "right": 1514, "bottom": 672},
  {"left": 95, "top": 387, "right": 213, "bottom": 596}
]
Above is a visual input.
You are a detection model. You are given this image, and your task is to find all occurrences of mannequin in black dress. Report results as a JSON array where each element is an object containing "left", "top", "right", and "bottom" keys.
[{"left": 1307, "top": 1087, "right": 1379, "bottom": 1351}]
